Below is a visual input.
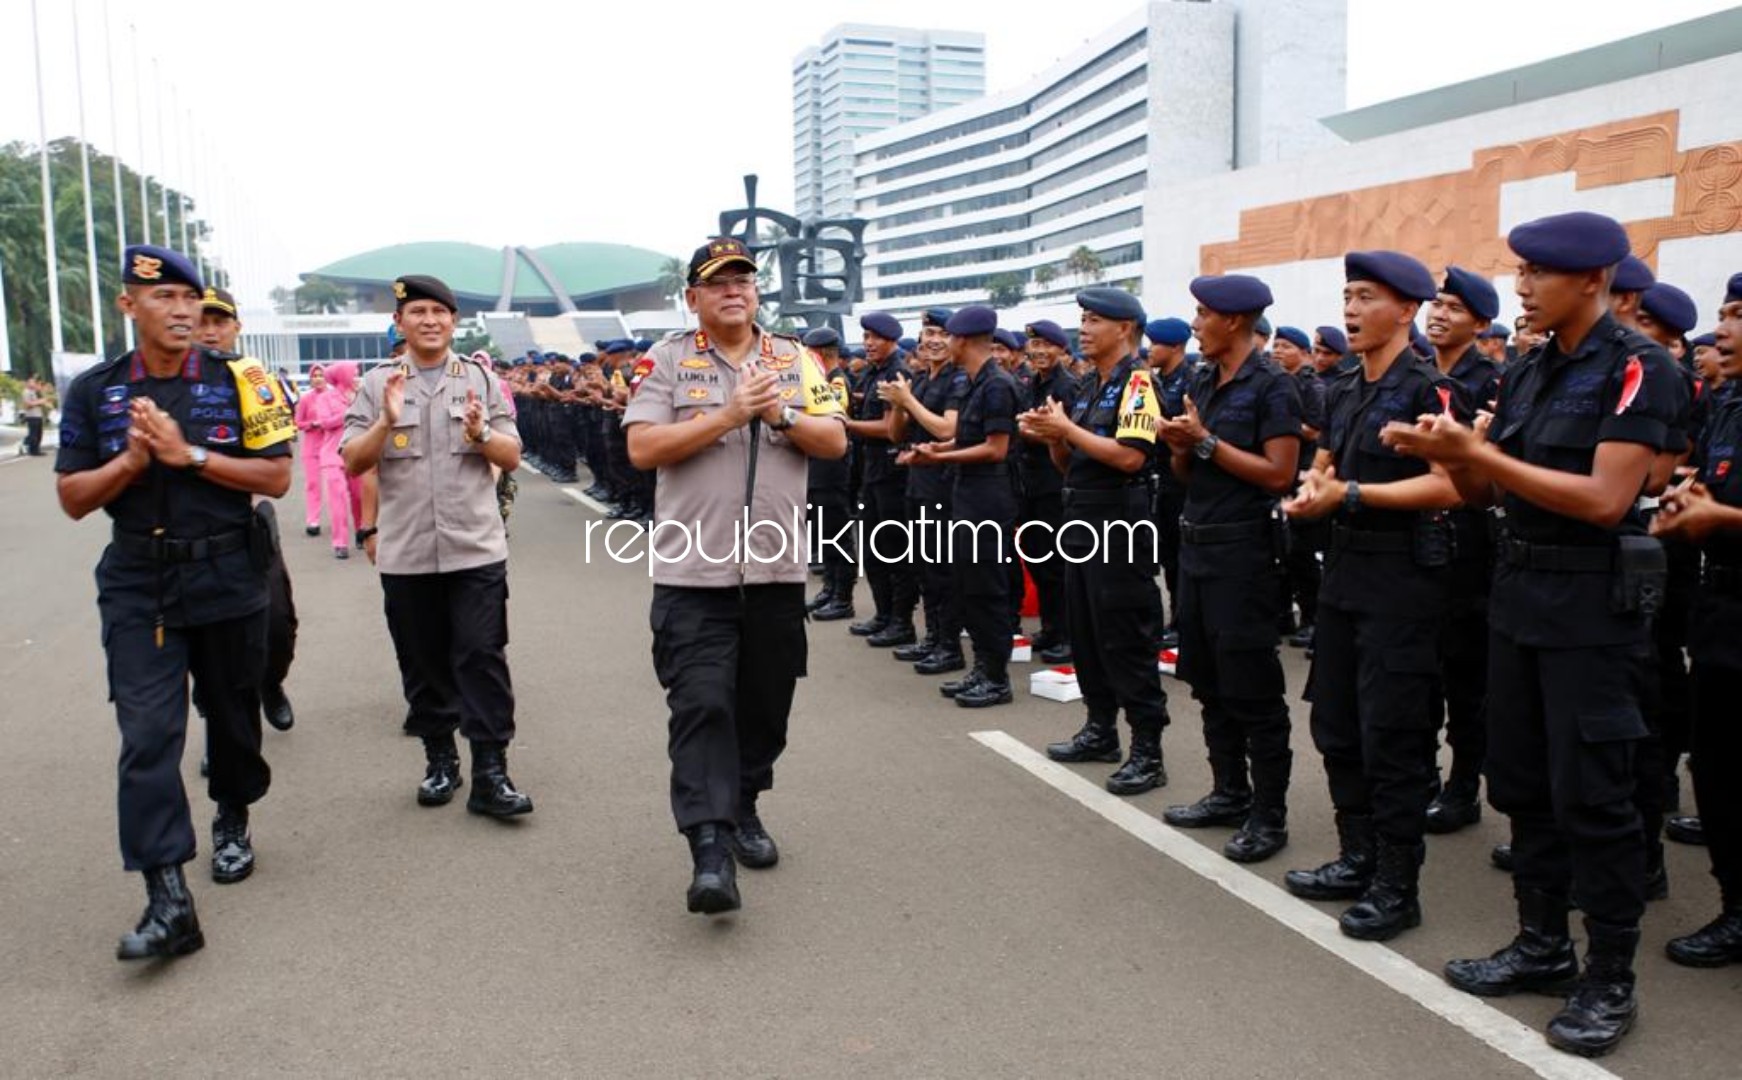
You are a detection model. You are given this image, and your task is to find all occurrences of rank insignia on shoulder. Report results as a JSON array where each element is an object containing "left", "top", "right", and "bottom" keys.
[
  {"left": 449, "top": 360, "right": 464, "bottom": 376},
  {"left": 694, "top": 330, "right": 711, "bottom": 352}
]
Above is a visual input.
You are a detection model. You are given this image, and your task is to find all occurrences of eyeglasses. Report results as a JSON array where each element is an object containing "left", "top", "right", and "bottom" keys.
[{"left": 696, "top": 274, "right": 758, "bottom": 292}]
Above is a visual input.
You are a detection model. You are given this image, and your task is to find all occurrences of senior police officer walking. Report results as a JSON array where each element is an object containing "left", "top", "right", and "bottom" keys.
[
  {"left": 57, "top": 245, "right": 295, "bottom": 960},
  {"left": 624, "top": 237, "right": 847, "bottom": 915},
  {"left": 1387, "top": 212, "right": 1681, "bottom": 1057},
  {"left": 342, "top": 274, "right": 533, "bottom": 819},
  {"left": 1023, "top": 288, "right": 1171, "bottom": 794},
  {"left": 1282, "top": 251, "right": 1466, "bottom": 943},
  {"left": 1158, "top": 275, "right": 1301, "bottom": 863}
]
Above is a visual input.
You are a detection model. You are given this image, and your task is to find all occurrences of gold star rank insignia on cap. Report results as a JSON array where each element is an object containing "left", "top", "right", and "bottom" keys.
[
  {"left": 392, "top": 281, "right": 407, "bottom": 300},
  {"left": 204, "top": 287, "right": 218, "bottom": 302},
  {"left": 132, "top": 254, "right": 163, "bottom": 280}
]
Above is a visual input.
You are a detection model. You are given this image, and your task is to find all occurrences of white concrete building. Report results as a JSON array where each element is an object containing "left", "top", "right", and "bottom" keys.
[
  {"left": 1146, "top": 8, "right": 1742, "bottom": 336},
  {"left": 793, "top": 25, "right": 986, "bottom": 222},
  {"left": 851, "top": 0, "right": 1346, "bottom": 324}
]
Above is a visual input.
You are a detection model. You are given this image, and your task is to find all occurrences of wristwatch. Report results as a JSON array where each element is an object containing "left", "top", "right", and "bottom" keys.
[
  {"left": 1194, "top": 434, "right": 1220, "bottom": 461},
  {"left": 467, "top": 424, "right": 493, "bottom": 445},
  {"left": 1343, "top": 480, "right": 1363, "bottom": 514},
  {"left": 184, "top": 446, "right": 209, "bottom": 472},
  {"left": 772, "top": 405, "right": 798, "bottom": 431}
]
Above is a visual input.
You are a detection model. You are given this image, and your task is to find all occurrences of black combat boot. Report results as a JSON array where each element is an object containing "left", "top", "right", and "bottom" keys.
[
  {"left": 1223, "top": 803, "right": 1288, "bottom": 863},
  {"left": 728, "top": 813, "right": 780, "bottom": 870},
  {"left": 261, "top": 683, "right": 295, "bottom": 732},
  {"left": 955, "top": 674, "right": 1013, "bottom": 708},
  {"left": 813, "top": 568, "right": 857, "bottom": 621},
  {"left": 1546, "top": 919, "right": 1640, "bottom": 1057},
  {"left": 1443, "top": 888, "right": 1579, "bottom": 996},
  {"left": 1163, "top": 759, "right": 1253, "bottom": 828},
  {"left": 805, "top": 581, "right": 835, "bottom": 614},
  {"left": 1490, "top": 842, "right": 1514, "bottom": 871},
  {"left": 1339, "top": 840, "right": 1423, "bottom": 941},
  {"left": 914, "top": 646, "right": 966, "bottom": 675},
  {"left": 1038, "top": 641, "right": 1073, "bottom": 664},
  {"left": 893, "top": 629, "right": 938, "bottom": 663},
  {"left": 1665, "top": 905, "right": 1742, "bottom": 968},
  {"left": 940, "top": 665, "right": 986, "bottom": 698},
  {"left": 1285, "top": 812, "right": 1376, "bottom": 900},
  {"left": 1424, "top": 773, "right": 1481, "bottom": 834},
  {"left": 1106, "top": 730, "right": 1165, "bottom": 796},
  {"left": 867, "top": 621, "right": 917, "bottom": 648},
  {"left": 117, "top": 864, "right": 204, "bottom": 961},
  {"left": 686, "top": 823, "right": 741, "bottom": 915},
  {"left": 1664, "top": 815, "right": 1705, "bottom": 845},
  {"left": 417, "top": 735, "right": 463, "bottom": 806},
  {"left": 467, "top": 741, "right": 534, "bottom": 817},
  {"left": 1046, "top": 715, "right": 1122, "bottom": 763},
  {"left": 211, "top": 804, "right": 255, "bottom": 884},
  {"left": 848, "top": 613, "right": 890, "bottom": 637}
]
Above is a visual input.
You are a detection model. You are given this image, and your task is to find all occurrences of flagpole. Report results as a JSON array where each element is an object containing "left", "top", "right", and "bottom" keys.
[
  {"left": 154, "top": 58, "right": 170, "bottom": 252},
  {"left": 173, "top": 86, "right": 190, "bottom": 256},
  {"left": 131, "top": 23, "right": 149, "bottom": 245},
  {"left": 73, "top": 0, "right": 106, "bottom": 355},
  {"left": 104, "top": 0, "right": 132, "bottom": 347},
  {"left": 31, "top": 0, "right": 66, "bottom": 356}
]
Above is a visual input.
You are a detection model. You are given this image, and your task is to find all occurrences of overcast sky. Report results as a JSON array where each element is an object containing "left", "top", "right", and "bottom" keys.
[{"left": 2, "top": 0, "right": 1735, "bottom": 306}]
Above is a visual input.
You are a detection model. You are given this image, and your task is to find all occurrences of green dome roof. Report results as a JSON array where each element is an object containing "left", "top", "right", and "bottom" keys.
[{"left": 305, "top": 241, "right": 671, "bottom": 303}]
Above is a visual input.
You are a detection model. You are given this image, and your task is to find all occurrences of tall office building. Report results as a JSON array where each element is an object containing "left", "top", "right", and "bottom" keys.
[{"left": 793, "top": 25, "right": 987, "bottom": 221}]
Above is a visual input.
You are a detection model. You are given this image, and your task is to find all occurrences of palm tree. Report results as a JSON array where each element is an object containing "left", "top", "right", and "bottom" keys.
[
  {"left": 1065, "top": 246, "right": 1105, "bottom": 286},
  {"left": 655, "top": 257, "right": 686, "bottom": 304},
  {"left": 295, "top": 275, "right": 350, "bottom": 314}
]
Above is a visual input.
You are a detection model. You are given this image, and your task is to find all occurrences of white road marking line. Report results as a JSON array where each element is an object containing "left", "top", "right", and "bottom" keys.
[
  {"left": 969, "top": 730, "right": 1622, "bottom": 1080},
  {"left": 560, "top": 486, "right": 612, "bottom": 515}
]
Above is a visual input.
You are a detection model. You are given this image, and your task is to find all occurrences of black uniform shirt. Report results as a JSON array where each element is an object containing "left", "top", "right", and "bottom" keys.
[
  {"left": 1064, "top": 355, "right": 1156, "bottom": 492},
  {"left": 859, "top": 355, "right": 910, "bottom": 486},
  {"left": 1689, "top": 391, "right": 1742, "bottom": 666},
  {"left": 953, "top": 363, "right": 1019, "bottom": 477},
  {"left": 1182, "top": 350, "right": 1302, "bottom": 527},
  {"left": 1442, "top": 346, "right": 1501, "bottom": 413},
  {"left": 1152, "top": 357, "right": 1197, "bottom": 494},
  {"left": 56, "top": 348, "right": 293, "bottom": 627},
  {"left": 905, "top": 364, "right": 968, "bottom": 504},
  {"left": 1487, "top": 313, "right": 1679, "bottom": 647},
  {"left": 1019, "top": 364, "right": 1076, "bottom": 497}
]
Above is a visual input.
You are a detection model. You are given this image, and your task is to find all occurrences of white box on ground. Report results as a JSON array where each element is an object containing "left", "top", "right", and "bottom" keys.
[{"left": 1029, "top": 666, "right": 1082, "bottom": 703}]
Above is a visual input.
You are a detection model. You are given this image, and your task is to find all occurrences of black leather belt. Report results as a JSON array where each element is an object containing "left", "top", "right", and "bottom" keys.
[
  {"left": 1495, "top": 534, "right": 1613, "bottom": 573},
  {"left": 1061, "top": 485, "right": 1142, "bottom": 508},
  {"left": 1329, "top": 523, "right": 1411, "bottom": 554},
  {"left": 112, "top": 528, "right": 248, "bottom": 563},
  {"left": 1180, "top": 518, "right": 1269, "bottom": 545}
]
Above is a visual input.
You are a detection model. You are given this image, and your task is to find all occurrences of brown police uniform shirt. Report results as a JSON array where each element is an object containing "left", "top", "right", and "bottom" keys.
[
  {"left": 342, "top": 351, "right": 518, "bottom": 575},
  {"left": 623, "top": 326, "right": 844, "bottom": 588}
]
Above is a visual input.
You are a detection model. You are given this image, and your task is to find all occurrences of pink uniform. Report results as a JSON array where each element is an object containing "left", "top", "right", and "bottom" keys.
[
  {"left": 294, "top": 368, "right": 329, "bottom": 530},
  {"left": 315, "top": 363, "right": 365, "bottom": 551}
]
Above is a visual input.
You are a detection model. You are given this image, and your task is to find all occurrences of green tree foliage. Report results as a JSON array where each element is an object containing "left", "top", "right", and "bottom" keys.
[
  {"left": 655, "top": 256, "right": 687, "bottom": 303},
  {"left": 986, "top": 272, "right": 1025, "bottom": 309},
  {"left": 294, "top": 275, "right": 350, "bottom": 314},
  {"left": 0, "top": 137, "right": 215, "bottom": 378},
  {"left": 1065, "top": 245, "right": 1105, "bottom": 286}
]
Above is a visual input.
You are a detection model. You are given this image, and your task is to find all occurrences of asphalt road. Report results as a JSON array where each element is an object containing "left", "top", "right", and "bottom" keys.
[{"left": 1, "top": 452, "right": 1736, "bottom": 1078}]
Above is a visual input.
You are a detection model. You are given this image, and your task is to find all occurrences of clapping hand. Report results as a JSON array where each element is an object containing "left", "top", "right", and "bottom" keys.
[
  {"left": 1158, "top": 394, "right": 1208, "bottom": 450},
  {"left": 1283, "top": 464, "right": 1344, "bottom": 520}
]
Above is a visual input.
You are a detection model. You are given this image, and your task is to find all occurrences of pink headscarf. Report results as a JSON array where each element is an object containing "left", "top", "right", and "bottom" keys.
[{"left": 325, "top": 361, "right": 359, "bottom": 395}]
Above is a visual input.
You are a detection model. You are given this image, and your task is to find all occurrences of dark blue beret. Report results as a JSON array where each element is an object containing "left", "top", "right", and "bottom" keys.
[
  {"left": 860, "top": 312, "right": 903, "bottom": 341},
  {"left": 1145, "top": 318, "right": 1191, "bottom": 346},
  {"left": 1441, "top": 265, "right": 1500, "bottom": 321},
  {"left": 1254, "top": 316, "right": 1273, "bottom": 339},
  {"left": 945, "top": 305, "right": 997, "bottom": 337},
  {"left": 992, "top": 328, "right": 1025, "bottom": 351},
  {"left": 1275, "top": 326, "right": 1311, "bottom": 351},
  {"left": 123, "top": 244, "right": 203, "bottom": 290},
  {"left": 897, "top": 337, "right": 918, "bottom": 354},
  {"left": 634, "top": 338, "right": 653, "bottom": 351},
  {"left": 922, "top": 307, "right": 955, "bottom": 329},
  {"left": 1480, "top": 324, "right": 1511, "bottom": 340},
  {"left": 1507, "top": 211, "right": 1631, "bottom": 271},
  {"left": 1641, "top": 283, "right": 1698, "bottom": 335},
  {"left": 603, "top": 340, "right": 633, "bottom": 355},
  {"left": 1189, "top": 274, "right": 1273, "bottom": 316},
  {"left": 1612, "top": 255, "right": 1655, "bottom": 293},
  {"left": 1077, "top": 286, "right": 1146, "bottom": 325},
  {"left": 578, "top": 352, "right": 597, "bottom": 363},
  {"left": 802, "top": 326, "right": 841, "bottom": 349},
  {"left": 1025, "top": 320, "right": 1070, "bottom": 349},
  {"left": 1315, "top": 326, "right": 1348, "bottom": 354},
  {"left": 1692, "top": 333, "right": 1716, "bottom": 348},
  {"left": 1727, "top": 272, "right": 1742, "bottom": 305},
  {"left": 1345, "top": 250, "right": 1436, "bottom": 302}
]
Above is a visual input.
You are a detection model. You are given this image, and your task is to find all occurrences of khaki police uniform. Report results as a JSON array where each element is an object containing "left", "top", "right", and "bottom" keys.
[
  {"left": 343, "top": 351, "right": 520, "bottom": 744},
  {"left": 623, "top": 325, "right": 844, "bottom": 831}
]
